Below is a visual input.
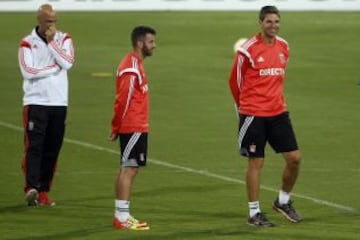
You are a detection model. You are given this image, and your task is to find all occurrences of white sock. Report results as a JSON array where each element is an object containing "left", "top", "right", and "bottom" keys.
[
  {"left": 248, "top": 201, "right": 261, "bottom": 217},
  {"left": 115, "top": 200, "right": 130, "bottom": 222},
  {"left": 278, "top": 190, "right": 291, "bottom": 205}
]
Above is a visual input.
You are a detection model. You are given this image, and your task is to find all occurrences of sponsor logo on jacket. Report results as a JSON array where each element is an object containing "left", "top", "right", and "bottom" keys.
[
  {"left": 259, "top": 68, "right": 285, "bottom": 76},
  {"left": 142, "top": 84, "right": 149, "bottom": 93}
]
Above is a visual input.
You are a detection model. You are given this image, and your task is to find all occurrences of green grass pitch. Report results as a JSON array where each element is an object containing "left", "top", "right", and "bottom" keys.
[{"left": 0, "top": 11, "right": 359, "bottom": 239}]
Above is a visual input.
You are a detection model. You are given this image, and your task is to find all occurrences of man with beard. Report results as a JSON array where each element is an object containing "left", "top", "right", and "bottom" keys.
[{"left": 109, "top": 26, "right": 156, "bottom": 230}]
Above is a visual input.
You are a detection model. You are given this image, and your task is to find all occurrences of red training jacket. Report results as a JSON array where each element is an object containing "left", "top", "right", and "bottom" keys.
[{"left": 111, "top": 52, "right": 149, "bottom": 133}]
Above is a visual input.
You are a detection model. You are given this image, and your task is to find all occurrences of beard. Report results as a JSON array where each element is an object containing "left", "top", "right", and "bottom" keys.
[{"left": 142, "top": 46, "right": 153, "bottom": 57}]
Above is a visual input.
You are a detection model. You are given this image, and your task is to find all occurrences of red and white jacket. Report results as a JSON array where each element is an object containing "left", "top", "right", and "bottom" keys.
[
  {"left": 111, "top": 52, "right": 149, "bottom": 134},
  {"left": 18, "top": 27, "right": 75, "bottom": 106}
]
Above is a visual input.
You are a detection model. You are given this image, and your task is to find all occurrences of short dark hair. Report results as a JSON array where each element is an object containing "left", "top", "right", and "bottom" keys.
[
  {"left": 259, "top": 6, "right": 280, "bottom": 21},
  {"left": 131, "top": 26, "right": 156, "bottom": 48}
]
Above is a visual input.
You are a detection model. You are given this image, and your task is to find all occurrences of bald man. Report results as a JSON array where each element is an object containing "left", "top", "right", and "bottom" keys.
[{"left": 18, "top": 4, "right": 75, "bottom": 206}]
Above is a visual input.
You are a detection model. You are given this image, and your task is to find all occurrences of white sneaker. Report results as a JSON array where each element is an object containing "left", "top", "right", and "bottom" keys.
[{"left": 25, "top": 188, "right": 38, "bottom": 206}]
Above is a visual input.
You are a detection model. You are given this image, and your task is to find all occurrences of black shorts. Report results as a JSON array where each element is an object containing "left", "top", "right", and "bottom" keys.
[
  {"left": 238, "top": 112, "right": 298, "bottom": 158},
  {"left": 119, "top": 132, "right": 148, "bottom": 167}
]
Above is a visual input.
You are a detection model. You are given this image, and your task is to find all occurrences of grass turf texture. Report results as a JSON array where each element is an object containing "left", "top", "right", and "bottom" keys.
[{"left": 0, "top": 11, "right": 359, "bottom": 240}]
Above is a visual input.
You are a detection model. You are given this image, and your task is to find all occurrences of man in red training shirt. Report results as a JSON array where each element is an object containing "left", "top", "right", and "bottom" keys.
[
  {"left": 110, "top": 26, "right": 156, "bottom": 230},
  {"left": 229, "top": 6, "right": 302, "bottom": 227}
]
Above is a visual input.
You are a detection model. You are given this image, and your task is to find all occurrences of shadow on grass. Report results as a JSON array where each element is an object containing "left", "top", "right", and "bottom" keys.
[
  {"left": 0, "top": 194, "right": 112, "bottom": 214},
  {"left": 0, "top": 204, "right": 34, "bottom": 214},
  {"left": 5, "top": 224, "right": 110, "bottom": 240},
  {"left": 5, "top": 225, "right": 259, "bottom": 240}
]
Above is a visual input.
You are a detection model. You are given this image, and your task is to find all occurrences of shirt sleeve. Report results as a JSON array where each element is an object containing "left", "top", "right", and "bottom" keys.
[
  {"left": 48, "top": 34, "right": 75, "bottom": 70},
  {"left": 111, "top": 72, "right": 136, "bottom": 134},
  {"left": 228, "top": 52, "right": 248, "bottom": 109},
  {"left": 18, "top": 40, "right": 60, "bottom": 80}
]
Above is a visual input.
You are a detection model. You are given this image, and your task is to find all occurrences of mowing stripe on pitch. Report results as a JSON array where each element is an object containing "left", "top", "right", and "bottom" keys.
[{"left": 0, "top": 121, "right": 357, "bottom": 213}]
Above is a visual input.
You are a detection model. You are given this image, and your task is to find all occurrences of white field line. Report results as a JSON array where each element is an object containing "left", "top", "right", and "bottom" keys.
[{"left": 1, "top": 121, "right": 358, "bottom": 213}]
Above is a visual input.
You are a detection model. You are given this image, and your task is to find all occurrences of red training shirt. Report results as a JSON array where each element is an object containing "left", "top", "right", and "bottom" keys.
[
  {"left": 229, "top": 33, "right": 289, "bottom": 116},
  {"left": 111, "top": 52, "right": 149, "bottom": 133}
]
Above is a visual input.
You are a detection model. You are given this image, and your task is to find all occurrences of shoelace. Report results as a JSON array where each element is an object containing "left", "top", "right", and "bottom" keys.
[
  {"left": 282, "top": 201, "right": 295, "bottom": 212},
  {"left": 39, "top": 193, "right": 53, "bottom": 204},
  {"left": 257, "top": 213, "right": 269, "bottom": 221},
  {"left": 128, "top": 216, "right": 139, "bottom": 224}
]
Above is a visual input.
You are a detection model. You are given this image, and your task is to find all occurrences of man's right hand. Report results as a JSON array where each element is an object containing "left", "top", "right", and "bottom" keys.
[
  {"left": 109, "top": 132, "right": 118, "bottom": 141},
  {"left": 45, "top": 25, "right": 56, "bottom": 42}
]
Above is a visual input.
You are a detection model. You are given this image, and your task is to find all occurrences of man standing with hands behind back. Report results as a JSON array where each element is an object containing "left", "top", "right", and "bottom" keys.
[
  {"left": 18, "top": 4, "right": 74, "bottom": 206},
  {"left": 229, "top": 6, "right": 302, "bottom": 227},
  {"left": 110, "top": 26, "right": 156, "bottom": 230}
]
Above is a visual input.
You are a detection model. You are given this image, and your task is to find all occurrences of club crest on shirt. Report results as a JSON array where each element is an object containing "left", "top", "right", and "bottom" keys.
[
  {"left": 279, "top": 53, "right": 286, "bottom": 64},
  {"left": 141, "top": 84, "right": 149, "bottom": 93},
  {"left": 28, "top": 121, "right": 34, "bottom": 131},
  {"left": 249, "top": 144, "right": 256, "bottom": 153},
  {"left": 139, "top": 153, "right": 145, "bottom": 161}
]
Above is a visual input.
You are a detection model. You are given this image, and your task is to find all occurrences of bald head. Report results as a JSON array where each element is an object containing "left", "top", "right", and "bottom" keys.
[
  {"left": 38, "top": 4, "right": 55, "bottom": 17},
  {"left": 37, "top": 4, "right": 57, "bottom": 38}
]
